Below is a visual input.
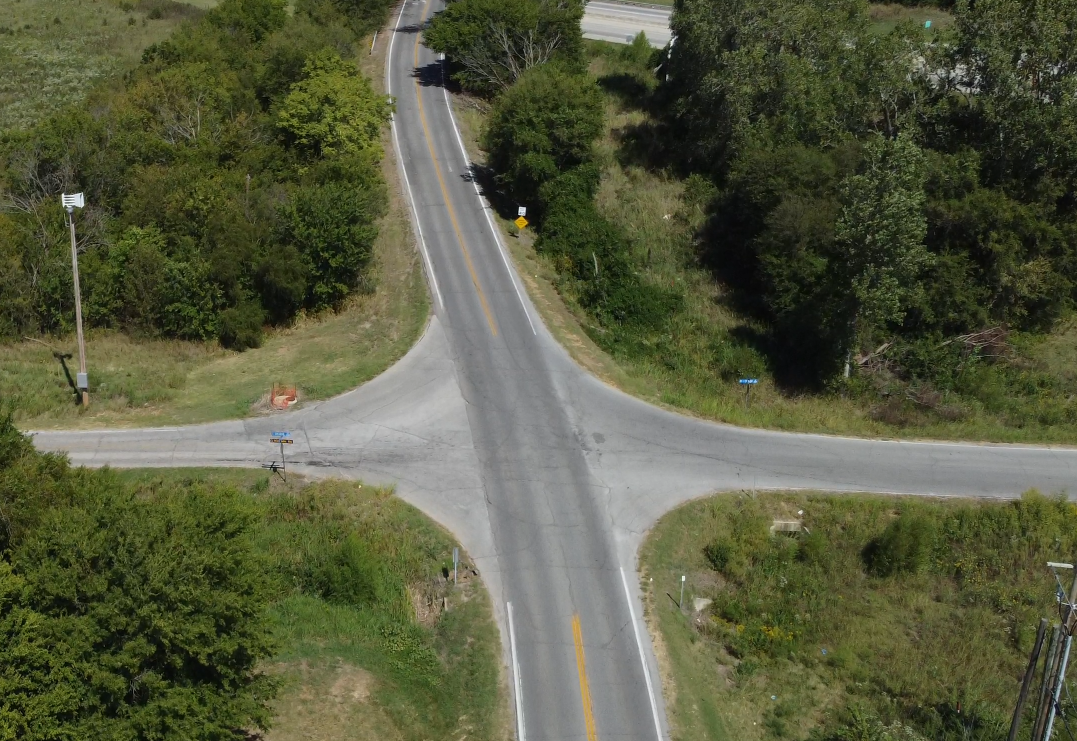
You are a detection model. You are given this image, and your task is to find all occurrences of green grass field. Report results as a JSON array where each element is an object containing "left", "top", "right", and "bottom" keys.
[
  {"left": 868, "top": 3, "right": 953, "bottom": 35},
  {"left": 640, "top": 490, "right": 1075, "bottom": 741},
  {"left": 115, "top": 468, "right": 508, "bottom": 741},
  {"left": 0, "top": 0, "right": 216, "bottom": 131}
]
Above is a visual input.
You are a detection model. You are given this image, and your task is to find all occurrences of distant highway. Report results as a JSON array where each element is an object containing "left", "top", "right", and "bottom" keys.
[{"left": 582, "top": 0, "right": 672, "bottom": 47}]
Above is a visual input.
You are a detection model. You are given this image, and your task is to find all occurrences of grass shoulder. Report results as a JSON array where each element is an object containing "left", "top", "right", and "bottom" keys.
[
  {"left": 115, "top": 468, "right": 509, "bottom": 741},
  {"left": 640, "top": 489, "right": 1073, "bottom": 741}
]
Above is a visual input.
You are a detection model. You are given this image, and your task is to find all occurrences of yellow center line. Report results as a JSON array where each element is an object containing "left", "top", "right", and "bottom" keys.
[
  {"left": 412, "top": 4, "right": 498, "bottom": 336},
  {"left": 573, "top": 614, "right": 599, "bottom": 741}
]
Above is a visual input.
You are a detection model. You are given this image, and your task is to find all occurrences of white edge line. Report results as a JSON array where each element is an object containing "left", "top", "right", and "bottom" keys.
[
  {"left": 439, "top": 62, "right": 538, "bottom": 335},
  {"left": 507, "top": 601, "right": 527, "bottom": 741},
  {"left": 620, "top": 566, "right": 664, "bottom": 741},
  {"left": 386, "top": 0, "right": 444, "bottom": 310}
]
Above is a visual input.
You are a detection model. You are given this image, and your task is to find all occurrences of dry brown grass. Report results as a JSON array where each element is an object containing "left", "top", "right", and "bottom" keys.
[{"left": 265, "top": 659, "right": 397, "bottom": 741}]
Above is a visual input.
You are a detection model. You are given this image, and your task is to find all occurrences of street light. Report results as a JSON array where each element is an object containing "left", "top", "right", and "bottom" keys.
[{"left": 61, "top": 192, "right": 89, "bottom": 406}]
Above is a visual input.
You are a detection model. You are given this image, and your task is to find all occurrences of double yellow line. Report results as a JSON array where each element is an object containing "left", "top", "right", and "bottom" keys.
[
  {"left": 411, "top": 3, "right": 498, "bottom": 336},
  {"left": 573, "top": 614, "right": 599, "bottom": 741}
]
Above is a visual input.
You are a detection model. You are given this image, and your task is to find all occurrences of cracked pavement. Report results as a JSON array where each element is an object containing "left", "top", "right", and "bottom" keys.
[{"left": 30, "top": 3, "right": 1077, "bottom": 740}]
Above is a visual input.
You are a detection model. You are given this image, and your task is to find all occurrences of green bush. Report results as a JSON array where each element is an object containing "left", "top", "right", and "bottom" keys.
[
  {"left": 157, "top": 259, "right": 224, "bottom": 340},
  {"left": 256, "top": 245, "right": 309, "bottom": 324},
  {"left": 483, "top": 64, "right": 604, "bottom": 207},
  {"left": 703, "top": 539, "right": 733, "bottom": 572},
  {"left": 304, "top": 532, "right": 392, "bottom": 607},
  {"left": 0, "top": 415, "right": 276, "bottom": 738},
  {"left": 218, "top": 300, "right": 266, "bottom": 350},
  {"left": 863, "top": 511, "right": 936, "bottom": 577},
  {"left": 537, "top": 163, "right": 601, "bottom": 219},
  {"left": 797, "top": 529, "right": 831, "bottom": 569}
]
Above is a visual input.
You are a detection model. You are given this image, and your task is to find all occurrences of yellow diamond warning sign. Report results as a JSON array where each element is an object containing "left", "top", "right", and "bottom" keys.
[{"left": 514, "top": 216, "right": 528, "bottom": 230}]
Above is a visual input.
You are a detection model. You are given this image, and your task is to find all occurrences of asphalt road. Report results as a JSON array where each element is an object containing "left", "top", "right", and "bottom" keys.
[
  {"left": 582, "top": 1, "right": 672, "bottom": 47},
  {"left": 30, "top": 3, "right": 1077, "bottom": 741}
]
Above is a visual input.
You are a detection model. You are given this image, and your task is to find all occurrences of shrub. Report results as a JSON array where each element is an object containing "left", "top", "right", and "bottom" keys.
[
  {"left": 537, "top": 163, "right": 601, "bottom": 219},
  {"left": 157, "top": 259, "right": 224, "bottom": 340},
  {"left": 256, "top": 245, "right": 308, "bottom": 324},
  {"left": 863, "top": 511, "right": 936, "bottom": 577},
  {"left": 304, "top": 532, "right": 392, "bottom": 607},
  {"left": 218, "top": 301, "right": 266, "bottom": 350},
  {"left": 797, "top": 529, "right": 831, "bottom": 569},
  {"left": 483, "top": 64, "right": 604, "bottom": 206},
  {"left": 703, "top": 539, "right": 733, "bottom": 572}
]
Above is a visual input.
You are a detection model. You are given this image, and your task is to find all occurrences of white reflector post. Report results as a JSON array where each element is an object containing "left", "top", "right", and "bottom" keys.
[{"left": 61, "top": 192, "right": 85, "bottom": 209}]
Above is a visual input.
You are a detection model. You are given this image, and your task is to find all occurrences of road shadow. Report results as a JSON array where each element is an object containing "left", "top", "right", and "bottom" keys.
[{"left": 413, "top": 60, "right": 444, "bottom": 88}]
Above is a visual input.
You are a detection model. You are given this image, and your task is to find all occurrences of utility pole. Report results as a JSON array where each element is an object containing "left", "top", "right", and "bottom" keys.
[
  {"left": 1033, "top": 625, "right": 1061, "bottom": 741},
  {"left": 1042, "top": 564, "right": 1077, "bottom": 741},
  {"left": 62, "top": 193, "right": 89, "bottom": 406},
  {"left": 1010, "top": 619, "right": 1048, "bottom": 741}
]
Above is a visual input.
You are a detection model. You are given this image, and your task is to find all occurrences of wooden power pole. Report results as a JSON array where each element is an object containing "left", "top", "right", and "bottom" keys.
[{"left": 62, "top": 193, "right": 89, "bottom": 406}]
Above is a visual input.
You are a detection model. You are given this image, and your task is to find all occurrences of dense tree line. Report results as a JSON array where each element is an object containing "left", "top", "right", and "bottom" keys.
[
  {"left": 0, "top": 0, "right": 396, "bottom": 349},
  {"left": 663, "top": 0, "right": 1077, "bottom": 385},
  {"left": 0, "top": 415, "right": 275, "bottom": 739}
]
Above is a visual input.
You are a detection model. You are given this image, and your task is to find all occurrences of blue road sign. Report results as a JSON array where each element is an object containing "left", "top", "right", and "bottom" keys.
[
  {"left": 271, "top": 430, "right": 291, "bottom": 437},
  {"left": 738, "top": 379, "right": 758, "bottom": 385}
]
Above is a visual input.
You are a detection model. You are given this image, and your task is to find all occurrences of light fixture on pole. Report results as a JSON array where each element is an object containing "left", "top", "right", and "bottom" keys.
[{"left": 61, "top": 192, "right": 89, "bottom": 406}]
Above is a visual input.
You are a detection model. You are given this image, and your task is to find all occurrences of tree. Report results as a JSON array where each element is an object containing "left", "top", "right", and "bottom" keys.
[
  {"left": 741, "top": 137, "right": 929, "bottom": 379},
  {"left": 482, "top": 64, "right": 604, "bottom": 208},
  {"left": 207, "top": 0, "right": 288, "bottom": 44},
  {"left": 663, "top": 0, "right": 870, "bottom": 173},
  {"left": 0, "top": 415, "right": 276, "bottom": 740},
  {"left": 936, "top": 0, "right": 1077, "bottom": 196},
  {"left": 280, "top": 181, "right": 385, "bottom": 309},
  {"left": 0, "top": 0, "right": 391, "bottom": 347},
  {"left": 834, "top": 134, "right": 931, "bottom": 340},
  {"left": 425, "top": 0, "right": 584, "bottom": 96},
  {"left": 277, "top": 50, "right": 393, "bottom": 158}
]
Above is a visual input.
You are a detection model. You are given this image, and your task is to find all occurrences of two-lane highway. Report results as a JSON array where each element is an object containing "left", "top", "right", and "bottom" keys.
[{"left": 387, "top": 2, "right": 663, "bottom": 739}]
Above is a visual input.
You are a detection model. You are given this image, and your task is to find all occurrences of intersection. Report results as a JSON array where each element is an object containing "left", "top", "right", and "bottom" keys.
[{"left": 31, "top": 3, "right": 1077, "bottom": 740}]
